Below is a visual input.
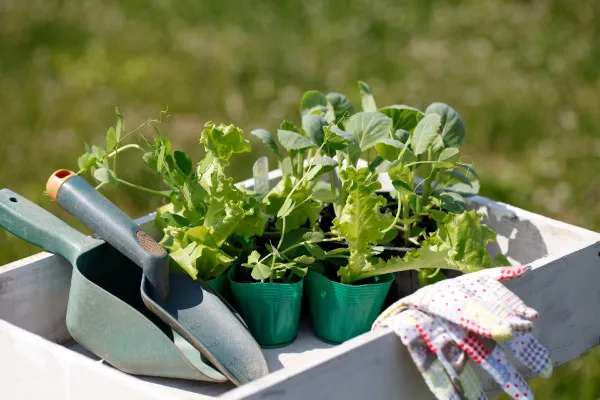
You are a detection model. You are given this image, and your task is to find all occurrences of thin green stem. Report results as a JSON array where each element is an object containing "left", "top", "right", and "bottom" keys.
[
  {"left": 296, "top": 153, "right": 303, "bottom": 178},
  {"left": 276, "top": 217, "right": 288, "bottom": 252},
  {"left": 403, "top": 160, "right": 442, "bottom": 169},
  {"left": 382, "top": 190, "right": 402, "bottom": 233},
  {"left": 402, "top": 194, "right": 411, "bottom": 246},
  {"left": 329, "top": 170, "right": 337, "bottom": 200},
  {"left": 76, "top": 144, "right": 145, "bottom": 176},
  {"left": 107, "top": 143, "right": 145, "bottom": 159},
  {"left": 115, "top": 178, "right": 170, "bottom": 198},
  {"left": 279, "top": 236, "right": 343, "bottom": 257}
]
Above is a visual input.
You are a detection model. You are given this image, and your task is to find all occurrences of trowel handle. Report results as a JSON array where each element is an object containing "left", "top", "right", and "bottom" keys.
[
  {"left": 0, "top": 189, "right": 97, "bottom": 265},
  {"left": 47, "top": 170, "right": 169, "bottom": 302}
]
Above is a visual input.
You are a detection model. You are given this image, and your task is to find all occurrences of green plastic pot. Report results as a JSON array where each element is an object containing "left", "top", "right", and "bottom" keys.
[
  {"left": 207, "top": 273, "right": 229, "bottom": 296},
  {"left": 228, "top": 267, "right": 303, "bottom": 348},
  {"left": 305, "top": 269, "right": 393, "bottom": 344}
]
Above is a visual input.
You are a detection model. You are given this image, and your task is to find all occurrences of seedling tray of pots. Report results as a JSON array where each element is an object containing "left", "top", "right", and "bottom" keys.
[{"left": 0, "top": 167, "right": 599, "bottom": 400}]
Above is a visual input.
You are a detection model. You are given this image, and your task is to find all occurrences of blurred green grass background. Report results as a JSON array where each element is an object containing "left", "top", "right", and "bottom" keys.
[{"left": 1, "top": 0, "right": 599, "bottom": 397}]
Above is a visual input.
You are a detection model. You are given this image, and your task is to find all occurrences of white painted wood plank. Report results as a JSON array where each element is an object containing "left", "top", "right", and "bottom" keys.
[
  {"left": 0, "top": 252, "right": 72, "bottom": 344},
  {"left": 0, "top": 320, "right": 211, "bottom": 400}
]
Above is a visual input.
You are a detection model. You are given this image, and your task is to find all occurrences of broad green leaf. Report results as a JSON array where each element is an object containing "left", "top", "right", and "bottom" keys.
[
  {"left": 311, "top": 181, "right": 337, "bottom": 203},
  {"left": 394, "top": 129, "right": 410, "bottom": 143},
  {"left": 200, "top": 122, "right": 251, "bottom": 161},
  {"left": 412, "top": 113, "right": 442, "bottom": 155},
  {"left": 280, "top": 120, "right": 300, "bottom": 133},
  {"left": 438, "top": 147, "right": 460, "bottom": 162},
  {"left": 329, "top": 126, "right": 361, "bottom": 164},
  {"left": 301, "top": 90, "right": 328, "bottom": 116},
  {"left": 78, "top": 152, "right": 96, "bottom": 170},
  {"left": 380, "top": 227, "right": 399, "bottom": 245},
  {"left": 313, "top": 155, "right": 338, "bottom": 171},
  {"left": 294, "top": 255, "right": 315, "bottom": 264},
  {"left": 441, "top": 164, "right": 480, "bottom": 195},
  {"left": 169, "top": 242, "right": 235, "bottom": 281},
  {"left": 264, "top": 174, "right": 320, "bottom": 231},
  {"left": 169, "top": 243, "right": 201, "bottom": 279},
  {"left": 345, "top": 112, "right": 393, "bottom": 152},
  {"left": 302, "top": 231, "right": 325, "bottom": 242},
  {"left": 91, "top": 145, "right": 107, "bottom": 160},
  {"left": 251, "top": 262, "right": 272, "bottom": 281},
  {"left": 251, "top": 129, "right": 282, "bottom": 160},
  {"left": 302, "top": 114, "right": 327, "bottom": 146},
  {"left": 326, "top": 92, "right": 355, "bottom": 122},
  {"left": 358, "top": 81, "right": 377, "bottom": 112},
  {"left": 277, "top": 197, "right": 295, "bottom": 218},
  {"left": 379, "top": 105, "right": 424, "bottom": 132},
  {"left": 370, "top": 157, "right": 393, "bottom": 174},
  {"left": 324, "top": 247, "right": 349, "bottom": 259},
  {"left": 290, "top": 265, "right": 309, "bottom": 277},
  {"left": 235, "top": 198, "right": 267, "bottom": 238},
  {"left": 155, "top": 211, "right": 190, "bottom": 230},
  {"left": 106, "top": 127, "right": 117, "bottom": 152},
  {"left": 375, "top": 138, "right": 406, "bottom": 161},
  {"left": 426, "top": 103, "right": 466, "bottom": 149},
  {"left": 432, "top": 134, "right": 445, "bottom": 155},
  {"left": 442, "top": 211, "right": 495, "bottom": 271},
  {"left": 247, "top": 250, "right": 261, "bottom": 264},
  {"left": 305, "top": 243, "right": 326, "bottom": 260},
  {"left": 93, "top": 167, "right": 115, "bottom": 185},
  {"left": 392, "top": 180, "right": 414, "bottom": 195},
  {"left": 277, "top": 129, "right": 315, "bottom": 151},
  {"left": 174, "top": 150, "right": 193, "bottom": 176},
  {"left": 354, "top": 211, "right": 496, "bottom": 281},
  {"left": 304, "top": 165, "right": 324, "bottom": 182},
  {"left": 440, "top": 192, "right": 467, "bottom": 213}
]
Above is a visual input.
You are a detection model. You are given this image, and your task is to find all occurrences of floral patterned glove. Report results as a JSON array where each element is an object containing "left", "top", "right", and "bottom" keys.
[{"left": 372, "top": 266, "right": 552, "bottom": 400}]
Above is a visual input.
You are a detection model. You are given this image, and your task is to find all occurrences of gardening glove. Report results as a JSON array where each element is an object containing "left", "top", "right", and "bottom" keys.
[{"left": 372, "top": 265, "right": 553, "bottom": 400}]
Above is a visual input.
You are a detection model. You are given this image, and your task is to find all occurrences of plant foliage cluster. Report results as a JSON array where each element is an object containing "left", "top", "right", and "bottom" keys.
[{"left": 76, "top": 82, "right": 505, "bottom": 285}]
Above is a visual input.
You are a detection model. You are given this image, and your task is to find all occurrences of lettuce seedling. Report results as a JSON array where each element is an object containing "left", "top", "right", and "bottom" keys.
[
  {"left": 252, "top": 82, "right": 499, "bottom": 285},
  {"left": 76, "top": 112, "right": 265, "bottom": 281}
]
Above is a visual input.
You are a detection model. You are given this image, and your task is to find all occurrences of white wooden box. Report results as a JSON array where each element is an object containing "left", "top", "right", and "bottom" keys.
[{"left": 0, "top": 170, "right": 599, "bottom": 400}]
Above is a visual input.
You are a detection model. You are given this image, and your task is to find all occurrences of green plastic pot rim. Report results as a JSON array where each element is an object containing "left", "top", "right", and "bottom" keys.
[
  {"left": 308, "top": 269, "right": 394, "bottom": 286},
  {"left": 228, "top": 265, "right": 304, "bottom": 286}
]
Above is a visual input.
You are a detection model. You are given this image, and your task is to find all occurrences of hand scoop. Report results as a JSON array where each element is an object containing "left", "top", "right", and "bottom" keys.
[
  {"left": 0, "top": 189, "right": 227, "bottom": 381},
  {"left": 47, "top": 169, "right": 269, "bottom": 386}
]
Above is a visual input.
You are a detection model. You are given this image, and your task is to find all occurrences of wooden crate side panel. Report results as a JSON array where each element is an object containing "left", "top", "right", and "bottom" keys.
[
  {"left": 220, "top": 328, "right": 434, "bottom": 400},
  {"left": 0, "top": 320, "right": 203, "bottom": 400},
  {"left": 0, "top": 253, "right": 72, "bottom": 344},
  {"left": 222, "top": 241, "right": 600, "bottom": 400}
]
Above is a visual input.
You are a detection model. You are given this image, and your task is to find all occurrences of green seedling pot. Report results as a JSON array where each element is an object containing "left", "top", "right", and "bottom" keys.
[
  {"left": 207, "top": 273, "right": 230, "bottom": 296},
  {"left": 229, "top": 267, "right": 303, "bottom": 348},
  {"left": 305, "top": 269, "right": 393, "bottom": 344}
]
